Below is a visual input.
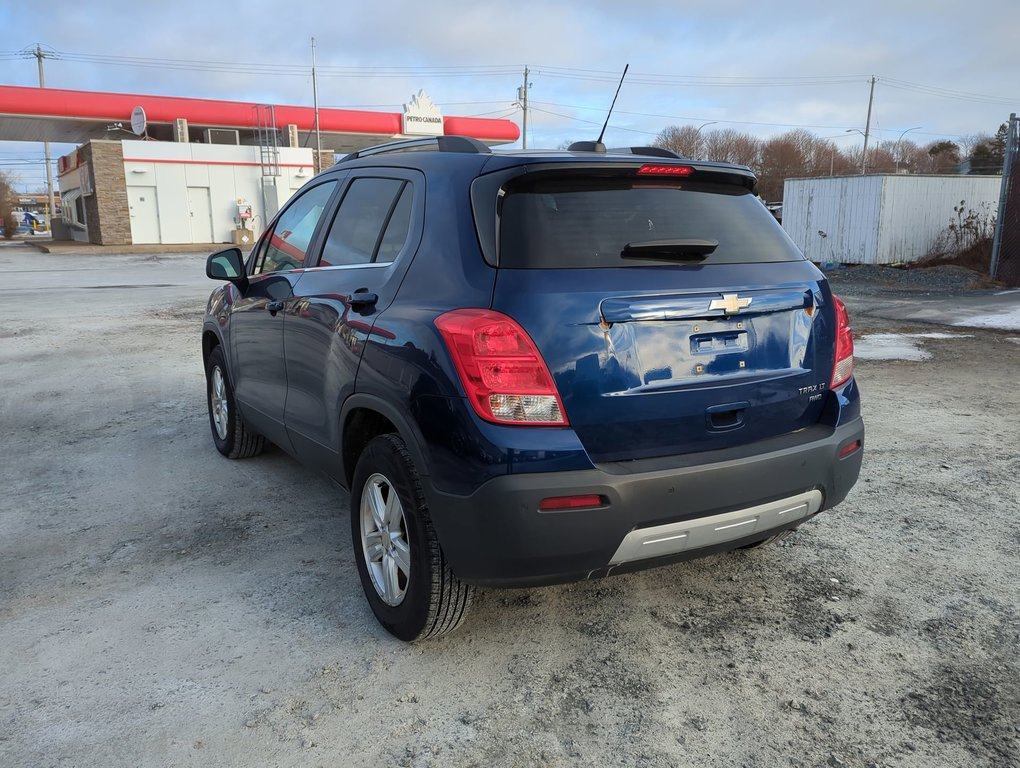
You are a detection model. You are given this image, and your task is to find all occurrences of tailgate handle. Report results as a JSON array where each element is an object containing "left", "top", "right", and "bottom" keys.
[{"left": 706, "top": 401, "right": 748, "bottom": 431}]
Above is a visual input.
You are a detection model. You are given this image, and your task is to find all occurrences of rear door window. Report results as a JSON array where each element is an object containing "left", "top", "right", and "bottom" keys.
[
  {"left": 498, "top": 176, "right": 804, "bottom": 268},
  {"left": 317, "top": 178, "right": 410, "bottom": 267}
]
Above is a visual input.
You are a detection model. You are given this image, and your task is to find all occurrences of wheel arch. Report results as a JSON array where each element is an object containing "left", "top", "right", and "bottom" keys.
[
  {"left": 339, "top": 394, "right": 431, "bottom": 490},
  {"left": 202, "top": 325, "right": 223, "bottom": 364}
]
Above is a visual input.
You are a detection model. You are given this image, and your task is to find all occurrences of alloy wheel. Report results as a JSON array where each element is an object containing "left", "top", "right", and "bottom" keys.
[
  {"left": 210, "top": 366, "right": 229, "bottom": 440},
  {"left": 360, "top": 473, "right": 411, "bottom": 606}
]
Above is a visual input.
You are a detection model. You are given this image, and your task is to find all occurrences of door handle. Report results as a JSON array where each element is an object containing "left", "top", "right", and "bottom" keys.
[
  {"left": 349, "top": 291, "right": 379, "bottom": 309},
  {"left": 266, "top": 300, "right": 284, "bottom": 315}
]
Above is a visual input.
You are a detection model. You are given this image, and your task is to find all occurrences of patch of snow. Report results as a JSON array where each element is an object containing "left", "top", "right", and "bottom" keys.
[
  {"left": 953, "top": 308, "right": 1020, "bottom": 331},
  {"left": 855, "top": 332, "right": 973, "bottom": 361}
]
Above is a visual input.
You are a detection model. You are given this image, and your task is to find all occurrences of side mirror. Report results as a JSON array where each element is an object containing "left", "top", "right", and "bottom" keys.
[{"left": 206, "top": 247, "right": 247, "bottom": 287}]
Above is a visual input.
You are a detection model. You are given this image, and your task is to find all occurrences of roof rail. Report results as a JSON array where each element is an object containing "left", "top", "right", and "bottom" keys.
[
  {"left": 607, "top": 146, "right": 682, "bottom": 159},
  {"left": 344, "top": 135, "right": 492, "bottom": 161}
]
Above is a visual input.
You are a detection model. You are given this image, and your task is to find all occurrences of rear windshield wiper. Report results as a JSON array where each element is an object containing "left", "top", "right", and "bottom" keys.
[{"left": 621, "top": 238, "right": 719, "bottom": 261}]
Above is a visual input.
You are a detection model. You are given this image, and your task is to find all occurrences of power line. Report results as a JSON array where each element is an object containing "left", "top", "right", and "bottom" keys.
[
  {"left": 10, "top": 48, "right": 524, "bottom": 79},
  {"left": 465, "top": 106, "right": 520, "bottom": 119},
  {"left": 880, "top": 78, "right": 1018, "bottom": 106},
  {"left": 527, "top": 105, "right": 659, "bottom": 136},
  {"left": 534, "top": 69, "right": 868, "bottom": 88},
  {"left": 319, "top": 100, "right": 514, "bottom": 110},
  {"left": 528, "top": 100, "right": 973, "bottom": 139},
  {"left": 6, "top": 46, "right": 1016, "bottom": 105}
]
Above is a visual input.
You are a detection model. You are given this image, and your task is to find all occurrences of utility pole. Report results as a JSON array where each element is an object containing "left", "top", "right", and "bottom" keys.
[
  {"left": 34, "top": 45, "right": 56, "bottom": 231},
  {"left": 861, "top": 76, "right": 876, "bottom": 175},
  {"left": 518, "top": 67, "right": 529, "bottom": 149},
  {"left": 311, "top": 38, "right": 322, "bottom": 170},
  {"left": 989, "top": 113, "right": 1017, "bottom": 280}
]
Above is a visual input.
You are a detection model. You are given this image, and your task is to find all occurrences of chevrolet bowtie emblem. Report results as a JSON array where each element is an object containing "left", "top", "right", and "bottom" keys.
[{"left": 709, "top": 294, "right": 752, "bottom": 315}]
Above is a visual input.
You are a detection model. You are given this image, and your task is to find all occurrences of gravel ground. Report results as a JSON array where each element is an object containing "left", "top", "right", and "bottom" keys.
[
  {"left": 824, "top": 264, "right": 997, "bottom": 294},
  {"left": 1, "top": 247, "right": 1018, "bottom": 767}
]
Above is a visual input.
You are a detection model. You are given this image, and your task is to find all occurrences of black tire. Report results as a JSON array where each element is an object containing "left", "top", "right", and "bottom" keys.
[
  {"left": 350, "top": 434, "right": 474, "bottom": 641},
  {"left": 205, "top": 345, "right": 266, "bottom": 459}
]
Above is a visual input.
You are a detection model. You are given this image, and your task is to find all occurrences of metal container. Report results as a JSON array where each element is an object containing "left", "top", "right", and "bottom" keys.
[{"left": 782, "top": 174, "right": 1001, "bottom": 264}]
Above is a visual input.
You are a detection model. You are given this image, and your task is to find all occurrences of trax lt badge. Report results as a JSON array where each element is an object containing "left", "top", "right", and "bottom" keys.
[{"left": 709, "top": 293, "right": 752, "bottom": 315}]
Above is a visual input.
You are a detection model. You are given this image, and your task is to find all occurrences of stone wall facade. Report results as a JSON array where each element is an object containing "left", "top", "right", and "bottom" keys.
[
  {"left": 315, "top": 149, "right": 335, "bottom": 174},
  {"left": 81, "top": 141, "right": 131, "bottom": 245}
]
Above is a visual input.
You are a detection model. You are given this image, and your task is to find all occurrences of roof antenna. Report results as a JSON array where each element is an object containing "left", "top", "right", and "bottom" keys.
[
  {"left": 569, "top": 64, "right": 629, "bottom": 154},
  {"left": 597, "top": 64, "right": 629, "bottom": 145}
]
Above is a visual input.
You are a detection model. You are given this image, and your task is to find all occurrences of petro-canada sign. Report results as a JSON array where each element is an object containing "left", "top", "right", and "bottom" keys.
[{"left": 402, "top": 90, "right": 444, "bottom": 137}]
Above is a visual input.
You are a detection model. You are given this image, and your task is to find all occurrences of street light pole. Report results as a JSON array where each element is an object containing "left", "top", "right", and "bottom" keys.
[
  {"left": 894, "top": 126, "right": 922, "bottom": 173},
  {"left": 693, "top": 121, "right": 718, "bottom": 160}
]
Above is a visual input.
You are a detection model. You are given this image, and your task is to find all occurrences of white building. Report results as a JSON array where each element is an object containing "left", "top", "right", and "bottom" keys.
[
  {"left": 17, "top": 84, "right": 519, "bottom": 246},
  {"left": 120, "top": 140, "right": 313, "bottom": 246}
]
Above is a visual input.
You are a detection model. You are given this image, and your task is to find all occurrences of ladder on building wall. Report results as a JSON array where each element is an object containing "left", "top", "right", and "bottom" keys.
[
  {"left": 253, "top": 104, "right": 281, "bottom": 227},
  {"left": 254, "top": 104, "right": 281, "bottom": 177}
]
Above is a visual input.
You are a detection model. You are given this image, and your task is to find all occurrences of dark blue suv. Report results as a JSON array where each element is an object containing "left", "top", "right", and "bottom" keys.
[{"left": 202, "top": 136, "right": 863, "bottom": 641}]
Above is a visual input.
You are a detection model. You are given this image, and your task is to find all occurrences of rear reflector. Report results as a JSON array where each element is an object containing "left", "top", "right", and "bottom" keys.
[
  {"left": 435, "top": 308, "right": 568, "bottom": 426},
  {"left": 830, "top": 295, "right": 855, "bottom": 388},
  {"left": 637, "top": 164, "right": 695, "bottom": 177},
  {"left": 838, "top": 440, "right": 862, "bottom": 459},
  {"left": 538, "top": 494, "right": 604, "bottom": 511}
]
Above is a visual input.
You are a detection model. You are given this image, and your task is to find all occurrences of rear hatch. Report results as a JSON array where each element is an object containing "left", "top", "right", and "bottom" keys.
[{"left": 480, "top": 161, "right": 836, "bottom": 463}]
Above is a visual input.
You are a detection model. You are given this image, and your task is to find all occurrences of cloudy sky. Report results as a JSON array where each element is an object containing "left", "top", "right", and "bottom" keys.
[{"left": 1, "top": 0, "right": 1017, "bottom": 190}]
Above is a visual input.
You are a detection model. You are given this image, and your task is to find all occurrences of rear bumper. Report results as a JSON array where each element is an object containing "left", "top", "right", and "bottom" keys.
[{"left": 425, "top": 417, "right": 864, "bottom": 587}]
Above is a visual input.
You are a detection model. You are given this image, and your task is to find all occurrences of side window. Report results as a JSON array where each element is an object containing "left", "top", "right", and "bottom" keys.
[
  {"left": 318, "top": 178, "right": 410, "bottom": 267},
  {"left": 253, "top": 181, "right": 336, "bottom": 275},
  {"left": 248, "top": 234, "right": 267, "bottom": 275},
  {"left": 375, "top": 185, "right": 412, "bottom": 263}
]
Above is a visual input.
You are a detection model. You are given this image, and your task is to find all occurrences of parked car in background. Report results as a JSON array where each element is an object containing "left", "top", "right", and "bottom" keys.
[{"left": 202, "top": 136, "right": 864, "bottom": 641}]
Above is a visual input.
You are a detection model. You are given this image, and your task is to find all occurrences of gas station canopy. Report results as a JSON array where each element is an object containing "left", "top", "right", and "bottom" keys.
[{"left": 0, "top": 84, "right": 520, "bottom": 152}]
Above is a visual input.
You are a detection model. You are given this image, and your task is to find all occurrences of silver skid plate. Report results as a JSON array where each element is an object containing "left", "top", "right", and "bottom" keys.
[{"left": 609, "top": 490, "right": 823, "bottom": 565}]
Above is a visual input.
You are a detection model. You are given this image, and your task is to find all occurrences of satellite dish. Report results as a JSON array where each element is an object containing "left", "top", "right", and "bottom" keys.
[{"left": 130, "top": 106, "right": 147, "bottom": 136}]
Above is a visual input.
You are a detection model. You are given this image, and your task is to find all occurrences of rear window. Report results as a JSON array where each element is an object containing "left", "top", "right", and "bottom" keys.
[{"left": 498, "top": 176, "right": 803, "bottom": 268}]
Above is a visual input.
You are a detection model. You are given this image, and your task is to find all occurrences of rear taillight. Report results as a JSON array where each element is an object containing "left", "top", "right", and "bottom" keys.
[
  {"left": 435, "top": 309, "right": 568, "bottom": 426},
  {"left": 831, "top": 295, "right": 854, "bottom": 388},
  {"left": 637, "top": 164, "right": 695, "bottom": 177}
]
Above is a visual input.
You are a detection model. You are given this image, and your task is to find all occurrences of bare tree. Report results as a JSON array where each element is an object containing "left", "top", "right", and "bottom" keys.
[
  {"left": 818, "top": 140, "right": 856, "bottom": 176},
  {"left": 651, "top": 122, "right": 964, "bottom": 201},
  {"left": 865, "top": 145, "right": 898, "bottom": 173},
  {"left": 957, "top": 133, "right": 989, "bottom": 160},
  {"left": 654, "top": 125, "right": 703, "bottom": 159},
  {"left": 883, "top": 139, "right": 928, "bottom": 173},
  {"left": 702, "top": 128, "right": 760, "bottom": 167},
  {"left": 756, "top": 131, "right": 815, "bottom": 201},
  {"left": 0, "top": 172, "right": 16, "bottom": 239}
]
